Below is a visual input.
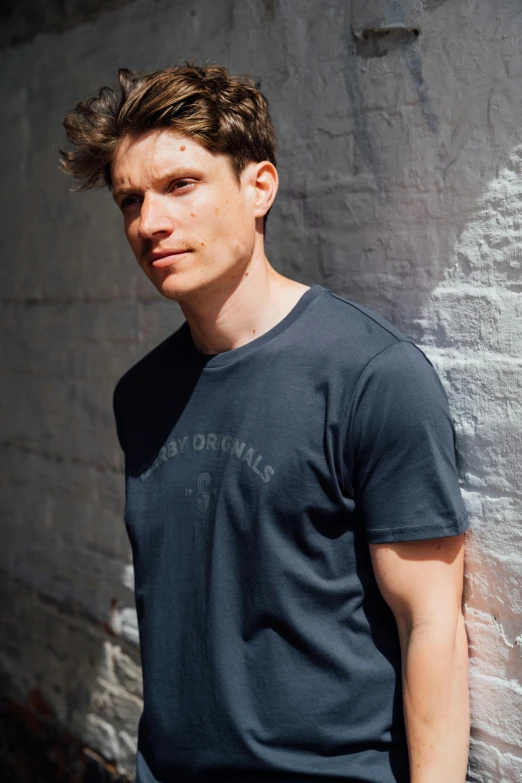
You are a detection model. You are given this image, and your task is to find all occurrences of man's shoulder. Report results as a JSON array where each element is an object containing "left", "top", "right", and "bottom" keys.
[
  {"left": 305, "top": 289, "right": 446, "bottom": 405},
  {"left": 312, "top": 287, "right": 416, "bottom": 367},
  {"left": 320, "top": 288, "right": 405, "bottom": 338}
]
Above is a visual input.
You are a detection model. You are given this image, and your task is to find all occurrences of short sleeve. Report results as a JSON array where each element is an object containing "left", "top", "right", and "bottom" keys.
[{"left": 345, "top": 340, "right": 469, "bottom": 543}]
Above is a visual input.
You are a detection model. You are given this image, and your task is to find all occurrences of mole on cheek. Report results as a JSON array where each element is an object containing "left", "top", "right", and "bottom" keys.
[
  {"left": 201, "top": 241, "right": 205, "bottom": 246},
  {"left": 180, "top": 145, "right": 186, "bottom": 151},
  {"left": 191, "top": 212, "right": 196, "bottom": 217}
]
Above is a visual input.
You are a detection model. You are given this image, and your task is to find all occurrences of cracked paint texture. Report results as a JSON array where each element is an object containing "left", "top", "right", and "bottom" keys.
[{"left": 0, "top": 0, "right": 521, "bottom": 780}]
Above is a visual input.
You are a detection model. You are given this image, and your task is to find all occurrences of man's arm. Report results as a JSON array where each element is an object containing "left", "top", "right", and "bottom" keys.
[{"left": 370, "top": 534, "right": 469, "bottom": 783}]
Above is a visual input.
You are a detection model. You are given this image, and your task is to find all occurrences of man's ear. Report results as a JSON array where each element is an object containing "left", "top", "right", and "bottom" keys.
[{"left": 248, "top": 161, "right": 279, "bottom": 220}]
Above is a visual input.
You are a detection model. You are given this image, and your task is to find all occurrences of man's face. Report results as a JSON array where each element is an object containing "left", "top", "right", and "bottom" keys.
[{"left": 111, "top": 129, "right": 260, "bottom": 301}]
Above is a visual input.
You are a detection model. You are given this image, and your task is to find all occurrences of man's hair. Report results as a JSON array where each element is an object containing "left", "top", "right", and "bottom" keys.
[{"left": 59, "top": 63, "right": 277, "bottom": 208}]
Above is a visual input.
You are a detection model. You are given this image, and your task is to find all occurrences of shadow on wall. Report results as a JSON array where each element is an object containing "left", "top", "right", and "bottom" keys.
[
  {"left": 0, "top": 0, "right": 521, "bottom": 780},
  {"left": 0, "top": 0, "right": 137, "bottom": 49},
  {"left": 267, "top": 0, "right": 521, "bottom": 332},
  {"left": 0, "top": 567, "right": 142, "bottom": 781}
]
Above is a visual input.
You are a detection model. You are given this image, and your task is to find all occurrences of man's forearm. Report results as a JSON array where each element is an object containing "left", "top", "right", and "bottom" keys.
[{"left": 399, "top": 612, "right": 469, "bottom": 783}]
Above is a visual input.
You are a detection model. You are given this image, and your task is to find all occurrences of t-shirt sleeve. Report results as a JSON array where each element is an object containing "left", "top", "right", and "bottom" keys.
[{"left": 345, "top": 340, "right": 469, "bottom": 543}]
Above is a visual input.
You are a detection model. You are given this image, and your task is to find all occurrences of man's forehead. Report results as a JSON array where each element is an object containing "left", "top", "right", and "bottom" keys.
[
  {"left": 111, "top": 129, "right": 223, "bottom": 191},
  {"left": 113, "top": 130, "right": 202, "bottom": 172}
]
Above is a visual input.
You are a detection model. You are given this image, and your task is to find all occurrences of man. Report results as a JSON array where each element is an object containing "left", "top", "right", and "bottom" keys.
[{"left": 60, "top": 63, "right": 470, "bottom": 783}]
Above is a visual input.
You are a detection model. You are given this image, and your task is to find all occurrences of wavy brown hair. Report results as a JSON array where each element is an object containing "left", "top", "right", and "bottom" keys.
[{"left": 60, "top": 63, "right": 277, "bottom": 221}]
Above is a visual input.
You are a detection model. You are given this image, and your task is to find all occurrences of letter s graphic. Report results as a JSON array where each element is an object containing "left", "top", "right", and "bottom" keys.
[{"left": 197, "top": 472, "right": 211, "bottom": 512}]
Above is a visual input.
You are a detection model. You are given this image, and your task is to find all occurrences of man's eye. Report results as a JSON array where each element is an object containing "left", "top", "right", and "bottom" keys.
[
  {"left": 120, "top": 180, "right": 193, "bottom": 209},
  {"left": 121, "top": 195, "right": 140, "bottom": 209},
  {"left": 171, "top": 179, "right": 194, "bottom": 191}
]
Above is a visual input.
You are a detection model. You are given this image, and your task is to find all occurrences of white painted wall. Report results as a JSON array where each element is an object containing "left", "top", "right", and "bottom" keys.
[{"left": 1, "top": 0, "right": 520, "bottom": 779}]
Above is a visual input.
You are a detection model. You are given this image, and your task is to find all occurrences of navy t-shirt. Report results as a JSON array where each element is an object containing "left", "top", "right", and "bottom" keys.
[{"left": 113, "top": 284, "right": 469, "bottom": 783}]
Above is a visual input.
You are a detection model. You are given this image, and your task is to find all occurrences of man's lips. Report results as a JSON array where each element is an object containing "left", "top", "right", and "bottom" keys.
[{"left": 148, "top": 250, "right": 192, "bottom": 268}]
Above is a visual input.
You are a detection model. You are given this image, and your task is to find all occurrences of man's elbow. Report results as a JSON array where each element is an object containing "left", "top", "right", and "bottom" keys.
[{"left": 396, "top": 606, "right": 468, "bottom": 656}]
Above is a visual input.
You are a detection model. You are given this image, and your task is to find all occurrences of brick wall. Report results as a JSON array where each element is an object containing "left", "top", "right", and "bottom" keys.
[{"left": 0, "top": 0, "right": 520, "bottom": 779}]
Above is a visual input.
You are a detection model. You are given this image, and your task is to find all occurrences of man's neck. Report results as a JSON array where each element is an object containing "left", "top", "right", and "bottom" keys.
[{"left": 179, "top": 256, "right": 310, "bottom": 356}]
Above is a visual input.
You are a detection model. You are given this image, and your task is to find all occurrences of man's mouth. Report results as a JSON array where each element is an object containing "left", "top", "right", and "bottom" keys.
[{"left": 149, "top": 250, "right": 192, "bottom": 268}]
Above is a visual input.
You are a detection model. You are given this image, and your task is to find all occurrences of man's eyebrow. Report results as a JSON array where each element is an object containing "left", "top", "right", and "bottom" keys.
[{"left": 112, "top": 169, "right": 203, "bottom": 202}]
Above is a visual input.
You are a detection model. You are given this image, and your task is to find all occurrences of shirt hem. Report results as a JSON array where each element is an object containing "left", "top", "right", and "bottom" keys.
[{"left": 365, "top": 508, "right": 469, "bottom": 544}]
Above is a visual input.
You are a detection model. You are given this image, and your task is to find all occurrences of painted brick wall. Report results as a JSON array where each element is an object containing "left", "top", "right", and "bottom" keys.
[{"left": 0, "top": 1, "right": 520, "bottom": 779}]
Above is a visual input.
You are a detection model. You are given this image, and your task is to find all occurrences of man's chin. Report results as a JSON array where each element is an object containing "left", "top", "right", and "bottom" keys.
[
  {"left": 153, "top": 278, "right": 184, "bottom": 301},
  {"left": 147, "top": 271, "right": 204, "bottom": 302}
]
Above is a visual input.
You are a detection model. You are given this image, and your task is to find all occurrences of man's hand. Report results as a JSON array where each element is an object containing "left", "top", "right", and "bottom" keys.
[{"left": 370, "top": 534, "right": 469, "bottom": 783}]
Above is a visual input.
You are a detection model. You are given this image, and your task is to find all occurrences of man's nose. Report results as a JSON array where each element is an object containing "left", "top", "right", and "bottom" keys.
[{"left": 138, "top": 194, "right": 173, "bottom": 239}]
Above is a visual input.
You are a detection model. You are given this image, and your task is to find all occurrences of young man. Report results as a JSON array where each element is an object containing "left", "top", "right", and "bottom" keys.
[{"left": 61, "top": 64, "right": 470, "bottom": 783}]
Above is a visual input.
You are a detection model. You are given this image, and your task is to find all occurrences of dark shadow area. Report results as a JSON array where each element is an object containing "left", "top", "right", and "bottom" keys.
[
  {"left": 0, "top": 694, "right": 129, "bottom": 782},
  {"left": 0, "top": 0, "right": 138, "bottom": 49},
  {"left": 354, "top": 26, "right": 420, "bottom": 58},
  {"left": 1, "top": 0, "right": 521, "bottom": 780},
  {"left": 115, "top": 322, "right": 208, "bottom": 480},
  {"left": 0, "top": 576, "right": 136, "bottom": 782}
]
